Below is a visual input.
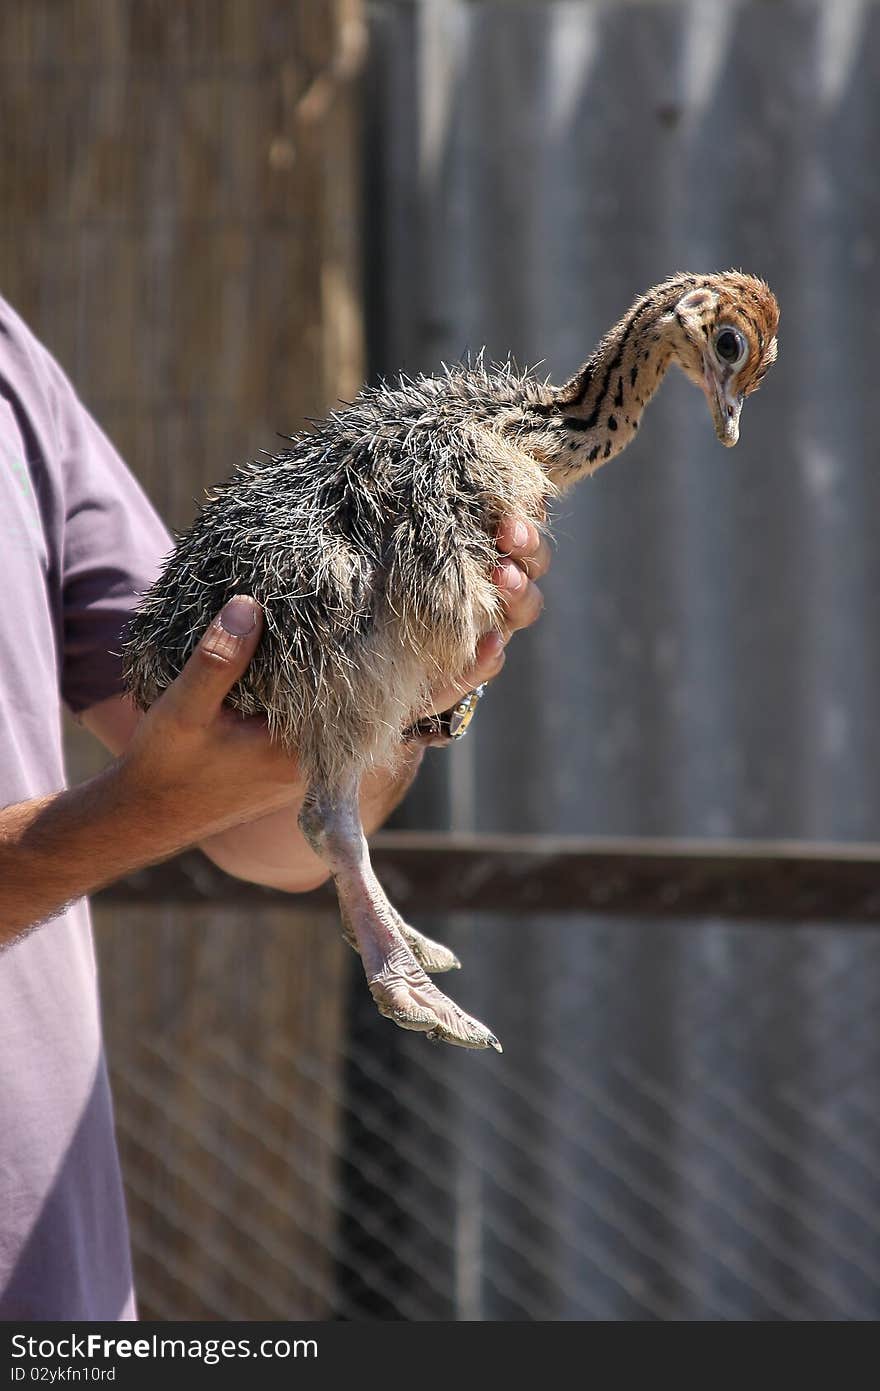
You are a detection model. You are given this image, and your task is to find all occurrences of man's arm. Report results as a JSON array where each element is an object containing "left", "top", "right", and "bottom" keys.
[{"left": 1, "top": 520, "right": 550, "bottom": 935}]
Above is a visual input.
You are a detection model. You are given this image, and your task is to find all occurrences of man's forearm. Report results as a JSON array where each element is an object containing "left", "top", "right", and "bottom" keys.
[{"left": 0, "top": 765, "right": 189, "bottom": 944}]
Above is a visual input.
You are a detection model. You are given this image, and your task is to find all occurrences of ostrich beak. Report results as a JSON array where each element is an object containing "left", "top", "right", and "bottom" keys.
[{"left": 704, "top": 366, "right": 743, "bottom": 447}]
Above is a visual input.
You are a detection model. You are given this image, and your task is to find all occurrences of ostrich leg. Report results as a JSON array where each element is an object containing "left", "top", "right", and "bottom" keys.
[{"left": 299, "top": 778, "right": 501, "bottom": 1050}]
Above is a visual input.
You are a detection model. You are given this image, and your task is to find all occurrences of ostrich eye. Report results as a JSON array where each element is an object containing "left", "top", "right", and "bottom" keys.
[{"left": 714, "top": 327, "right": 748, "bottom": 369}]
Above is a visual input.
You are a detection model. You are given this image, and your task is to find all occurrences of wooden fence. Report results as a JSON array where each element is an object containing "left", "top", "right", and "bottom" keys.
[{"left": 1, "top": 0, "right": 364, "bottom": 1319}]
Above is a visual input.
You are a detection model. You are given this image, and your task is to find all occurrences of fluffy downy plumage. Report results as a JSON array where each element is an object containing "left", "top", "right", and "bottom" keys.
[{"left": 124, "top": 360, "right": 552, "bottom": 787}]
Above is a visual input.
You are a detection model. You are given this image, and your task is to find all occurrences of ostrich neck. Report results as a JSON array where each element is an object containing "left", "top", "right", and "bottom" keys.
[{"left": 520, "top": 287, "right": 687, "bottom": 490}]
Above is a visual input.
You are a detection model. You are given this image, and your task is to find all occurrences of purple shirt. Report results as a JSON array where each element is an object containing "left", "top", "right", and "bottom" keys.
[{"left": 0, "top": 297, "right": 171, "bottom": 1318}]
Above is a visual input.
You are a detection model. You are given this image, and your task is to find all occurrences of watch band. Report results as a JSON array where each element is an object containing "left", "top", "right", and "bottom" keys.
[{"left": 405, "top": 683, "right": 487, "bottom": 746}]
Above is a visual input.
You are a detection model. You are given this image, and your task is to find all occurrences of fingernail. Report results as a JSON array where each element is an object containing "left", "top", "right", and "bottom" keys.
[
  {"left": 219, "top": 596, "right": 257, "bottom": 636},
  {"left": 505, "top": 564, "right": 525, "bottom": 591},
  {"left": 484, "top": 630, "right": 505, "bottom": 660},
  {"left": 493, "top": 563, "right": 523, "bottom": 592},
  {"left": 512, "top": 521, "right": 530, "bottom": 547}
]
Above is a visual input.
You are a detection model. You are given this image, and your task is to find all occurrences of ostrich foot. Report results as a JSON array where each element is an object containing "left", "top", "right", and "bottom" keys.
[
  {"left": 300, "top": 777, "right": 499, "bottom": 1052},
  {"left": 358, "top": 930, "right": 499, "bottom": 1050}
]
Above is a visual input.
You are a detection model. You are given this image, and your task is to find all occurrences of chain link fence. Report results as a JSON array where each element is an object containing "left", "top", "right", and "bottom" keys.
[{"left": 93, "top": 857, "right": 880, "bottom": 1320}]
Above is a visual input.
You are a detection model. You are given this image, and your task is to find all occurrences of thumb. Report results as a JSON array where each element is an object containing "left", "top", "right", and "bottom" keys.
[{"left": 164, "top": 595, "right": 264, "bottom": 723}]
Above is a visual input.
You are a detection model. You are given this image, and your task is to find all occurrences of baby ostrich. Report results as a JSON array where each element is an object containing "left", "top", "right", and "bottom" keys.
[{"left": 123, "top": 271, "right": 779, "bottom": 1053}]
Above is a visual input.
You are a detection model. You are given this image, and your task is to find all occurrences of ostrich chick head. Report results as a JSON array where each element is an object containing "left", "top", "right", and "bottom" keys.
[{"left": 669, "top": 272, "right": 779, "bottom": 447}]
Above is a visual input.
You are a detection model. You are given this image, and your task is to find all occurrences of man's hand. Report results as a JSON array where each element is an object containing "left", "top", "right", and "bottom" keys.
[{"left": 115, "top": 596, "right": 305, "bottom": 847}]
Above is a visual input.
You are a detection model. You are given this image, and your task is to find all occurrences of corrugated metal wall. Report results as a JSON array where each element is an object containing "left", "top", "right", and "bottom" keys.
[{"left": 353, "top": 0, "right": 880, "bottom": 1318}]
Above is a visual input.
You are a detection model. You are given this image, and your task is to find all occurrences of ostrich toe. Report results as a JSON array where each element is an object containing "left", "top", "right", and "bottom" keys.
[
  {"left": 340, "top": 912, "right": 460, "bottom": 973},
  {"left": 395, "top": 920, "right": 461, "bottom": 973}
]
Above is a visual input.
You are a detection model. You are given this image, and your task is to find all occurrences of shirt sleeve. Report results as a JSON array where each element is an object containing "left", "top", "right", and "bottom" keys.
[
  {"left": 0, "top": 297, "right": 173, "bottom": 714},
  {"left": 53, "top": 385, "right": 173, "bottom": 714}
]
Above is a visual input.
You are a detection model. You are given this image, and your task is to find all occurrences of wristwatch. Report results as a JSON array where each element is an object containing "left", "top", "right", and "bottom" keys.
[{"left": 406, "top": 684, "right": 487, "bottom": 747}]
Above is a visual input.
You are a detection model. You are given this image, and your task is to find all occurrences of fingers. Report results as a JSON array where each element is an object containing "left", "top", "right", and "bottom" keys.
[
  {"left": 494, "top": 516, "right": 552, "bottom": 580},
  {"left": 160, "top": 595, "right": 264, "bottom": 725},
  {"left": 493, "top": 513, "right": 549, "bottom": 638},
  {"left": 492, "top": 557, "right": 544, "bottom": 636}
]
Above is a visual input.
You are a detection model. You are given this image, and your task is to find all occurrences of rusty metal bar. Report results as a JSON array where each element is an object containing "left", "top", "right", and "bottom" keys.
[{"left": 95, "top": 832, "right": 880, "bottom": 923}]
